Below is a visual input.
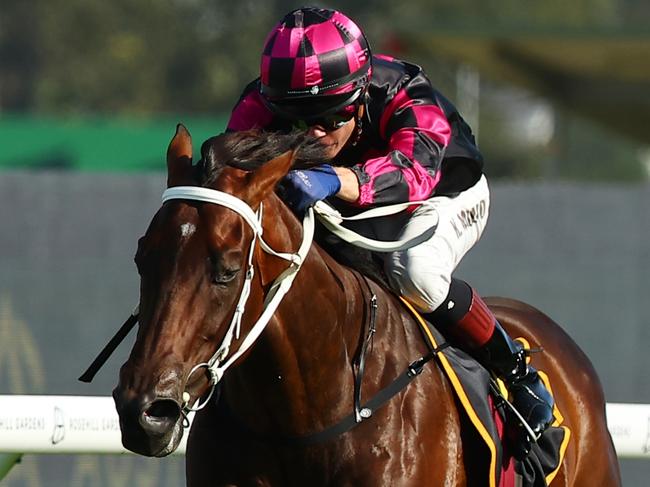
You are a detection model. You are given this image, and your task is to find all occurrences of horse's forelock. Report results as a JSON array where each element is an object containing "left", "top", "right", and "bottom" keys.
[{"left": 198, "top": 130, "right": 331, "bottom": 186}]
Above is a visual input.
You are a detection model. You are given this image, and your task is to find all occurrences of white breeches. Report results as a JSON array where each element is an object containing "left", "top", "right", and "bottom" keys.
[{"left": 349, "top": 175, "right": 490, "bottom": 313}]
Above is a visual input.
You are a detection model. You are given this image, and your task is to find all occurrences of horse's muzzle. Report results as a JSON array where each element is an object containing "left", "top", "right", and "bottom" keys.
[{"left": 113, "top": 390, "right": 184, "bottom": 457}]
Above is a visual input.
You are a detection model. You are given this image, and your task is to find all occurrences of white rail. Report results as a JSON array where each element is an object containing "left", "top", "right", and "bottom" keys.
[
  {"left": 0, "top": 396, "right": 647, "bottom": 458},
  {"left": 605, "top": 403, "right": 650, "bottom": 459},
  {"left": 0, "top": 395, "right": 189, "bottom": 455}
]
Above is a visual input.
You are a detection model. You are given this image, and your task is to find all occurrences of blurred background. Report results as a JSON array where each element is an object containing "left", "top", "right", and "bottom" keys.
[{"left": 1, "top": 0, "right": 648, "bottom": 485}]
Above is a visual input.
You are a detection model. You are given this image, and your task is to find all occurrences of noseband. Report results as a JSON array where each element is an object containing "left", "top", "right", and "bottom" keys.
[{"left": 161, "top": 186, "right": 316, "bottom": 412}]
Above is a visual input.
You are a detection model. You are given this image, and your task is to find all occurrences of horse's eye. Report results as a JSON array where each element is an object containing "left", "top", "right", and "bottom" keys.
[
  {"left": 209, "top": 255, "right": 241, "bottom": 286},
  {"left": 212, "top": 268, "right": 240, "bottom": 285}
]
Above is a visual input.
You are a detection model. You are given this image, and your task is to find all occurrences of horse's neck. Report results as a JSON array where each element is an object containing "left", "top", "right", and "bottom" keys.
[{"left": 226, "top": 195, "right": 367, "bottom": 433}]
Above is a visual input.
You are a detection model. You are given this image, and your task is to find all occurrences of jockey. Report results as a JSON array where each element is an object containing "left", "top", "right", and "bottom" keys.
[{"left": 227, "top": 6, "right": 554, "bottom": 457}]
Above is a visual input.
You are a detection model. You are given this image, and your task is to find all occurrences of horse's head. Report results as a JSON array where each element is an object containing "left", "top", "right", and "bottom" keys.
[{"left": 112, "top": 125, "right": 321, "bottom": 456}]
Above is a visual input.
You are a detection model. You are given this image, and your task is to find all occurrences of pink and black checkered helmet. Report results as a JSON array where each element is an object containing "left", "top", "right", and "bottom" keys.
[{"left": 259, "top": 7, "right": 372, "bottom": 120}]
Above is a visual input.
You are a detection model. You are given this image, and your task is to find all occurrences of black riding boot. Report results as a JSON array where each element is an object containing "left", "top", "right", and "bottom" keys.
[
  {"left": 476, "top": 322, "right": 555, "bottom": 458},
  {"left": 427, "top": 279, "right": 555, "bottom": 459}
]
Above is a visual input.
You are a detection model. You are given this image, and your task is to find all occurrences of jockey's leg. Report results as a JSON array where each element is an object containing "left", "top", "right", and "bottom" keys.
[
  {"left": 383, "top": 176, "right": 552, "bottom": 458},
  {"left": 425, "top": 278, "right": 555, "bottom": 458}
]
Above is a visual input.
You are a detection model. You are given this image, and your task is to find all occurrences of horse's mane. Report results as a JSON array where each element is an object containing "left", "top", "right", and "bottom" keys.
[
  {"left": 196, "top": 129, "right": 331, "bottom": 186},
  {"left": 196, "top": 129, "right": 391, "bottom": 288}
]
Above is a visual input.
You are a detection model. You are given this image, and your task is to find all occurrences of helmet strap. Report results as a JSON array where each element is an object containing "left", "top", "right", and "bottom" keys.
[{"left": 351, "top": 98, "right": 366, "bottom": 147}]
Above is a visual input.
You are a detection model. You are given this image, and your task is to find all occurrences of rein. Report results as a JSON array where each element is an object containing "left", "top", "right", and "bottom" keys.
[
  {"left": 313, "top": 200, "right": 437, "bottom": 251},
  {"left": 165, "top": 192, "right": 440, "bottom": 415}
]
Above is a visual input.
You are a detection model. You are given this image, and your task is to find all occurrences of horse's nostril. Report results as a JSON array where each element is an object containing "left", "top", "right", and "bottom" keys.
[{"left": 144, "top": 399, "right": 181, "bottom": 422}]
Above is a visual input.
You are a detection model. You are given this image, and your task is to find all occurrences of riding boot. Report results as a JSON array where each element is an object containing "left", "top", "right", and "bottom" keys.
[
  {"left": 454, "top": 291, "right": 555, "bottom": 459},
  {"left": 425, "top": 280, "right": 554, "bottom": 459}
]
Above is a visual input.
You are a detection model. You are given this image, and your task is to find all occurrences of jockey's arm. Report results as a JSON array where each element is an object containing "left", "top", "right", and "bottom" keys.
[
  {"left": 333, "top": 166, "right": 361, "bottom": 203},
  {"left": 338, "top": 95, "right": 452, "bottom": 207}
]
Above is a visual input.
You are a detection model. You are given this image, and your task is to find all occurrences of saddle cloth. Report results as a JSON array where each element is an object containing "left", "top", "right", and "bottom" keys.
[{"left": 401, "top": 299, "right": 571, "bottom": 487}]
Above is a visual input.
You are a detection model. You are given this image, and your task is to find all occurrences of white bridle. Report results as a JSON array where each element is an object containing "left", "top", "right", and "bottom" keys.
[
  {"left": 162, "top": 186, "right": 316, "bottom": 411},
  {"left": 160, "top": 187, "right": 436, "bottom": 412}
]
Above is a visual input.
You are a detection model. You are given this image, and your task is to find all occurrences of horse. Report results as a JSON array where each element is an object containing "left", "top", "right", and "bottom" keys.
[{"left": 112, "top": 125, "right": 621, "bottom": 486}]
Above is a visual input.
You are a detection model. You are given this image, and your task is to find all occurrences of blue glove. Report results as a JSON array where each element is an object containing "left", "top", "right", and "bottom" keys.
[{"left": 281, "top": 164, "right": 342, "bottom": 214}]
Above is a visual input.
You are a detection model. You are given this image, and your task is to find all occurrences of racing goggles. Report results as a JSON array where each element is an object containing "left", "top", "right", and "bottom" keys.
[
  {"left": 291, "top": 106, "right": 356, "bottom": 131},
  {"left": 263, "top": 87, "right": 363, "bottom": 131}
]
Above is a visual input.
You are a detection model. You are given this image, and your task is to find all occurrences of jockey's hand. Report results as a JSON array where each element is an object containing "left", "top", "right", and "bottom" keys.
[{"left": 281, "top": 164, "right": 341, "bottom": 214}]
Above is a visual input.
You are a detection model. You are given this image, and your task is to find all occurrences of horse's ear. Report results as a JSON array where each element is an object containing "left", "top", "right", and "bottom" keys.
[
  {"left": 167, "top": 124, "right": 193, "bottom": 187},
  {"left": 244, "top": 150, "right": 295, "bottom": 206}
]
